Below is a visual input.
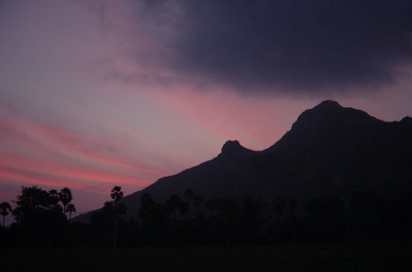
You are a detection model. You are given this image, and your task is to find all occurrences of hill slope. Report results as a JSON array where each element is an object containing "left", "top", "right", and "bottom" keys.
[{"left": 73, "top": 100, "right": 412, "bottom": 223}]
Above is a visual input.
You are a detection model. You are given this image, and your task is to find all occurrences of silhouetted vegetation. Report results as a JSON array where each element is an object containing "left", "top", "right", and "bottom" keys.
[
  {"left": 0, "top": 202, "right": 12, "bottom": 227},
  {"left": 0, "top": 186, "right": 76, "bottom": 248},
  {"left": 1, "top": 185, "right": 411, "bottom": 272},
  {"left": 1, "top": 186, "right": 411, "bottom": 251},
  {"left": 82, "top": 188, "right": 412, "bottom": 249}
]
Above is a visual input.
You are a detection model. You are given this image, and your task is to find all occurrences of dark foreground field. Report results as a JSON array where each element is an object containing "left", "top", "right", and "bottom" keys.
[{"left": 2, "top": 244, "right": 411, "bottom": 272}]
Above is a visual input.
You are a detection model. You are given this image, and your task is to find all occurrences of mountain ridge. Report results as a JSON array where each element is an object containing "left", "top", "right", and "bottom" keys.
[{"left": 73, "top": 100, "right": 412, "bottom": 223}]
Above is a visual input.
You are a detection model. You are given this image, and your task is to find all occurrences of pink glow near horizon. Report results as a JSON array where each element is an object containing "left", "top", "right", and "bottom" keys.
[
  {"left": 1, "top": 115, "right": 167, "bottom": 171},
  {"left": 0, "top": 113, "right": 167, "bottom": 208}
]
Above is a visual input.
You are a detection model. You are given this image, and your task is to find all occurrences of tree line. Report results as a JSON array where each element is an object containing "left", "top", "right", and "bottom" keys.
[
  {"left": 134, "top": 190, "right": 412, "bottom": 247},
  {"left": 0, "top": 186, "right": 75, "bottom": 247},
  {"left": 87, "top": 188, "right": 412, "bottom": 248},
  {"left": 1, "top": 185, "right": 411, "bottom": 249}
]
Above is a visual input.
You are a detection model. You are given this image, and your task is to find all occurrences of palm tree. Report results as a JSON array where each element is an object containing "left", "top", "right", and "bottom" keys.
[
  {"left": 179, "top": 201, "right": 189, "bottom": 219},
  {"left": 184, "top": 188, "right": 195, "bottom": 219},
  {"left": 110, "top": 186, "right": 123, "bottom": 252},
  {"left": 0, "top": 202, "right": 12, "bottom": 227},
  {"left": 48, "top": 189, "right": 60, "bottom": 207},
  {"left": 117, "top": 203, "right": 127, "bottom": 220},
  {"left": 193, "top": 195, "right": 204, "bottom": 218},
  {"left": 140, "top": 193, "right": 154, "bottom": 207},
  {"left": 111, "top": 186, "right": 123, "bottom": 202},
  {"left": 205, "top": 199, "right": 215, "bottom": 218},
  {"left": 138, "top": 193, "right": 155, "bottom": 219},
  {"left": 166, "top": 194, "right": 181, "bottom": 220},
  {"left": 214, "top": 198, "right": 227, "bottom": 218},
  {"left": 65, "top": 204, "right": 76, "bottom": 221},
  {"left": 241, "top": 196, "right": 266, "bottom": 251},
  {"left": 59, "top": 187, "right": 73, "bottom": 214}
]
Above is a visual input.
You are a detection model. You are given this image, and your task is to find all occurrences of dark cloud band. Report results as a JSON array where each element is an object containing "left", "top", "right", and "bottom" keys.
[{"left": 138, "top": 0, "right": 412, "bottom": 94}]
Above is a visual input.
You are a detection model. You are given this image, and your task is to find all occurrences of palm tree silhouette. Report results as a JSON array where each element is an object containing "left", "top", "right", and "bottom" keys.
[
  {"left": 48, "top": 189, "right": 60, "bottom": 207},
  {"left": 0, "top": 202, "right": 12, "bottom": 227},
  {"left": 65, "top": 204, "right": 76, "bottom": 221},
  {"left": 184, "top": 188, "right": 195, "bottom": 219},
  {"left": 117, "top": 203, "right": 127, "bottom": 220},
  {"left": 110, "top": 186, "right": 123, "bottom": 252},
  {"left": 241, "top": 196, "right": 266, "bottom": 251},
  {"left": 138, "top": 193, "right": 155, "bottom": 218},
  {"left": 111, "top": 186, "right": 123, "bottom": 202},
  {"left": 179, "top": 201, "right": 189, "bottom": 219},
  {"left": 59, "top": 188, "right": 73, "bottom": 214},
  {"left": 193, "top": 195, "right": 204, "bottom": 218},
  {"left": 205, "top": 199, "right": 215, "bottom": 218},
  {"left": 167, "top": 194, "right": 181, "bottom": 220}
]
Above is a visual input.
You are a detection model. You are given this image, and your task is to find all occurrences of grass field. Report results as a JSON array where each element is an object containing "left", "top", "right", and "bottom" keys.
[{"left": 2, "top": 244, "right": 411, "bottom": 272}]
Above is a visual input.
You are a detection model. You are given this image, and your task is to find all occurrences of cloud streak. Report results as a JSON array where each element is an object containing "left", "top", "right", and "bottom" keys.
[{"left": 0, "top": 114, "right": 163, "bottom": 193}]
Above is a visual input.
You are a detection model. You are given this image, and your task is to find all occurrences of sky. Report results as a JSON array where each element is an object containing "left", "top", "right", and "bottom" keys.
[{"left": 1, "top": 0, "right": 412, "bottom": 222}]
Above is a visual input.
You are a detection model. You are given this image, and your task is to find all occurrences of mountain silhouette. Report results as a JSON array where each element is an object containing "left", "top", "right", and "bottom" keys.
[{"left": 73, "top": 100, "right": 412, "bottom": 223}]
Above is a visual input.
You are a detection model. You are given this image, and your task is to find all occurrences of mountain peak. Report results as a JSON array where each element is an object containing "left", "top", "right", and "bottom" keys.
[
  {"left": 220, "top": 140, "right": 253, "bottom": 158},
  {"left": 266, "top": 100, "right": 382, "bottom": 153},
  {"left": 291, "top": 100, "right": 376, "bottom": 131},
  {"left": 302, "top": 100, "right": 349, "bottom": 118},
  {"left": 314, "top": 100, "right": 342, "bottom": 110},
  {"left": 221, "top": 140, "right": 242, "bottom": 154}
]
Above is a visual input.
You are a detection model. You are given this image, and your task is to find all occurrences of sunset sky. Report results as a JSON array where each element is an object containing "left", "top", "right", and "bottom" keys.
[{"left": 1, "top": 0, "right": 411, "bottom": 219}]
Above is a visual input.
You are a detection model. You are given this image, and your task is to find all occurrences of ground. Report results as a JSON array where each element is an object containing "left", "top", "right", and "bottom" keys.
[{"left": 1, "top": 244, "right": 411, "bottom": 272}]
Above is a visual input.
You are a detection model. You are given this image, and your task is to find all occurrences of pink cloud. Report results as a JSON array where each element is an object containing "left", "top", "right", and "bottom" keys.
[
  {"left": 0, "top": 115, "right": 165, "bottom": 194},
  {"left": 1, "top": 114, "right": 167, "bottom": 169}
]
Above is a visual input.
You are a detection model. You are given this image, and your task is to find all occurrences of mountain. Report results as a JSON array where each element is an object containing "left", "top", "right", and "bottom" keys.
[{"left": 73, "top": 100, "right": 412, "bottom": 223}]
